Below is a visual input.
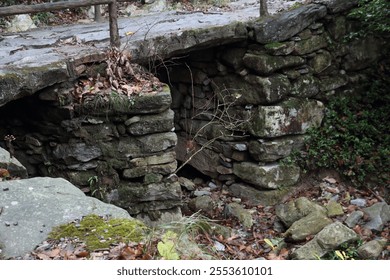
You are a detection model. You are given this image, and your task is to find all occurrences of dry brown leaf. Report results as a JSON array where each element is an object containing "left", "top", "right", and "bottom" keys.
[{"left": 43, "top": 248, "right": 61, "bottom": 258}]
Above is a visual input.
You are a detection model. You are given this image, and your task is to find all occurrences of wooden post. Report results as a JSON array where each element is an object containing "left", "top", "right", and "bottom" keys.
[
  {"left": 108, "top": 0, "right": 120, "bottom": 48},
  {"left": 94, "top": 5, "right": 103, "bottom": 22}
]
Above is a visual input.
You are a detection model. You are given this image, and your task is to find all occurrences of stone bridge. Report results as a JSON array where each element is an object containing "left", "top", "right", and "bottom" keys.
[{"left": 0, "top": 0, "right": 387, "bottom": 223}]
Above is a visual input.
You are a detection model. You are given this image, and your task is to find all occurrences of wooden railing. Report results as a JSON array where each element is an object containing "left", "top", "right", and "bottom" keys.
[{"left": 0, "top": 0, "right": 124, "bottom": 47}]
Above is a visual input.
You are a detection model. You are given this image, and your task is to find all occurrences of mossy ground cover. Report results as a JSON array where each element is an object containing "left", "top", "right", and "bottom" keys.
[{"left": 49, "top": 214, "right": 147, "bottom": 251}]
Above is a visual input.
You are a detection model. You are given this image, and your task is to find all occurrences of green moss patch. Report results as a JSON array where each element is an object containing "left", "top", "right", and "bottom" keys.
[{"left": 49, "top": 214, "right": 148, "bottom": 251}]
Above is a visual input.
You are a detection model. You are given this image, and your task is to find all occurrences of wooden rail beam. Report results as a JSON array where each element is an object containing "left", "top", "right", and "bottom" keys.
[
  {"left": 0, "top": 0, "right": 122, "bottom": 48},
  {"left": 0, "top": 0, "right": 113, "bottom": 17}
]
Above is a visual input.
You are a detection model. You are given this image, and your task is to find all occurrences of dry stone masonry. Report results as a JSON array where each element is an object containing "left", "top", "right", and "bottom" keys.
[{"left": 0, "top": 0, "right": 388, "bottom": 223}]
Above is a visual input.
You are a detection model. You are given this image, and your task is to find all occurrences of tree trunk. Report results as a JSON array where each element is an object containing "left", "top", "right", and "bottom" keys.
[
  {"left": 94, "top": 5, "right": 104, "bottom": 22},
  {"left": 259, "top": 0, "right": 269, "bottom": 17}
]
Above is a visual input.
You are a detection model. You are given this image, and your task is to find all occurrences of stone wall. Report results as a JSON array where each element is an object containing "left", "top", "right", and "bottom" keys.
[
  {"left": 0, "top": 0, "right": 388, "bottom": 222},
  {"left": 158, "top": 1, "right": 388, "bottom": 202},
  {"left": 0, "top": 86, "right": 182, "bottom": 223}
]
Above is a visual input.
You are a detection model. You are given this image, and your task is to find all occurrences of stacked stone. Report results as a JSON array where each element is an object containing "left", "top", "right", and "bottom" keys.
[
  {"left": 167, "top": 2, "right": 386, "bottom": 204},
  {"left": 0, "top": 85, "right": 181, "bottom": 223}
]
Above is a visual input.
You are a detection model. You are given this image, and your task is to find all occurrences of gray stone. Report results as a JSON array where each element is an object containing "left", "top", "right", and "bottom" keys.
[
  {"left": 178, "top": 177, "right": 196, "bottom": 191},
  {"left": 117, "top": 132, "right": 177, "bottom": 157},
  {"left": 248, "top": 98, "right": 325, "bottom": 138},
  {"left": 316, "top": 221, "right": 359, "bottom": 250},
  {"left": 53, "top": 142, "right": 102, "bottom": 164},
  {"left": 285, "top": 211, "right": 332, "bottom": 242},
  {"left": 123, "top": 161, "right": 177, "bottom": 178},
  {"left": 0, "top": 147, "right": 28, "bottom": 179},
  {"left": 248, "top": 135, "right": 305, "bottom": 162},
  {"left": 293, "top": 34, "right": 328, "bottom": 55},
  {"left": 224, "top": 202, "right": 253, "bottom": 229},
  {"left": 319, "top": 75, "right": 348, "bottom": 92},
  {"left": 250, "top": 4, "right": 327, "bottom": 44},
  {"left": 357, "top": 239, "right": 387, "bottom": 259},
  {"left": 344, "top": 210, "right": 364, "bottom": 228},
  {"left": 350, "top": 198, "right": 367, "bottom": 207},
  {"left": 291, "top": 221, "right": 358, "bottom": 259},
  {"left": 243, "top": 53, "right": 305, "bottom": 75},
  {"left": 227, "top": 183, "right": 290, "bottom": 206},
  {"left": 112, "top": 181, "right": 182, "bottom": 206},
  {"left": 188, "top": 196, "right": 214, "bottom": 214},
  {"left": 233, "top": 162, "right": 300, "bottom": 190},
  {"left": 129, "top": 151, "right": 176, "bottom": 167},
  {"left": 79, "top": 86, "right": 172, "bottom": 115},
  {"left": 291, "top": 75, "right": 320, "bottom": 98},
  {"left": 212, "top": 73, "right": 290, "bottom": 105},
  {"left": 325, "top": 201, "right": 344, "bottom": 217},
  {"left": 276, "top": 197, "right": 326, "bottom": 227},
  {"left": 362, "top": 202, "right": 390, "bottom": 231},
  {"left": 311, "top": 51, "right": 332, "bottom": 73},
  {"left": 7, "top": 15, "right": 37, "bottom": 32},
  {"left": 264, "top": 41, "right": 295, "bottom": 56},
  {"left": 313, "top": 0, "right": 358, "bottom": 14},
  {"left": 0, "top": 177, "right": 131, "bottom": 258}
]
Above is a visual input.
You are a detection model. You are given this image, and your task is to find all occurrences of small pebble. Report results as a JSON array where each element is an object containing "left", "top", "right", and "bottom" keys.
[
  {"left": 5, "top": 222, "right": 11, "bottom": 227},
  {"left": 2, "top": 187, "right": 9, "bottom": 191},
  {"left": 350, "top": 198, "right": 367, "bottom": 207},
  {"left": 13, "top": 221, "right": 18, "bottom": 226}
]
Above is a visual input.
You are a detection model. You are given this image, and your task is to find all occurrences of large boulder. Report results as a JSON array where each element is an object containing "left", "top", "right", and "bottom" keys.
[{"left": 0, "top": 177, "right": 131, "bottom": 258}]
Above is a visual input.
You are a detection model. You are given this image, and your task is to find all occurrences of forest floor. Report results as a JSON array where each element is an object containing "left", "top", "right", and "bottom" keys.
[{"left": 17, "top": 168, "right": 389, "bottom": 260}]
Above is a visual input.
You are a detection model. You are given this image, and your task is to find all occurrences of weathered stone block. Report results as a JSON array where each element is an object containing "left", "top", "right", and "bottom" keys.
[
  {"left": 212, "top": 74, "right": 290, "bottom": 105},
  {"left": 233, "top": 162, "right": 300, "bottom": 189},
  {"left": 275, "top": 197, "right": 326, "bottom": 227},
  {"left": 129, "top": 151, "right": 176, "bottom": 167},
  {"left": 227, "top": 183, "right": 290, "bottom": 206},
  {"left": 291, "top": 75, "right": 320, "bottom": 97},
  {"left": 313, "top": 0, "right": 358, "bottom": 14},
  {"left": 126, "top": 109, "right": 174, "bottom": 135},
  {"left": 311, "top": 51, "right": 332, "bottom": 73},
  {"left": 285, "top": 211, "right": 332, "bottom": 242},
  {"left": 293, "top": 34, "right": 328, "bottom": 55},
  {"left": 113, "top": 181, "right": 182, "bottom": 204},
  {"left": 53, "top": 142, "right": 102, "bottom": 164},
  {"left": 319, "top": 75, "right": 348, "bottom": 92},
  {"left": 250, "top": 4, "right": 327, "bottom": 44},
  {"left": 291, "top": 221, "right": 359, "bottom": 259},
  {"left": 243, "top": 53, "right": 305, "bottom": 75},
  {"left": 123, "top": 161, "right": 177, "bottom": 178},
  {"left": 76, "top": 85, "right": 172, "bottom": 115},
  {"left": 248, "top": 98, "right": 325, "bottom": 138},
  {"left": 248, "top": 135, "right": 305, "bottom": 162},
  {"left": 244, "top": 74, "right": 291, "bottom": 104}
]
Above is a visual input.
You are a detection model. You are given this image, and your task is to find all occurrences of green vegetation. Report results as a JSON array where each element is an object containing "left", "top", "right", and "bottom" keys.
[
  {"left": 347, "top": 0, "right": 390, "bottom": 39},
  {"left": 49, "top": 214, "right": 147, "bottom": 251},
  {"left": 322, "top": 240, "right": 364, "bottom": 260},
  {"left": 294, "top": 75, "right": 389, "bottom": 187}
]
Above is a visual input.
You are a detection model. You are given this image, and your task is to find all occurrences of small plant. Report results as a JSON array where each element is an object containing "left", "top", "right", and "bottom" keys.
[
  {"left": 157, "top": 231, "right": 180, "bottom": 260},
  {"left": 322, "top": 240, "right": 363, "bottom": 260}
]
